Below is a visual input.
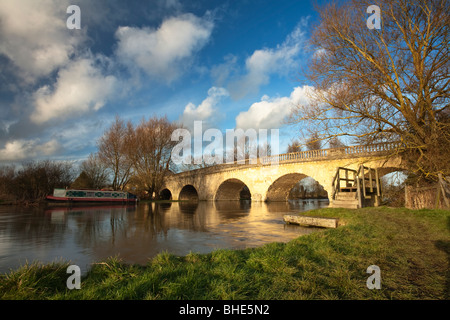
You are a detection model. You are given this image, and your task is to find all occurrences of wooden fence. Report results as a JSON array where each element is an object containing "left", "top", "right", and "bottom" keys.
[{"left": 405, "top": 174, "right": 450, "bottom": 209}]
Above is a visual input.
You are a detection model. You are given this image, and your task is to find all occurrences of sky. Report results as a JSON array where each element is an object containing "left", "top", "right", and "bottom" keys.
[{"left": 0, "top": 0, "right": 329, "bottom": 166}]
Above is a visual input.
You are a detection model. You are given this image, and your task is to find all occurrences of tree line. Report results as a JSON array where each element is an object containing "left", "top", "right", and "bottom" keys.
[
  {"left": 94, "top": 115, "right": 179, "bottom": 199},
  {"left": 0, "top": 114, "right": 276, "bottom": 203},
  {"left": 0, "top": 161, "right": 74, "bottom": 204},
  {"left": 0, "top": 115, "right": 179, "bottom": 203},
  {"left": 0, "top": 112, "right": 346, "bottom": 204},
  {"left": 93, "top": 115, "right": 275, "bottom": 199}
]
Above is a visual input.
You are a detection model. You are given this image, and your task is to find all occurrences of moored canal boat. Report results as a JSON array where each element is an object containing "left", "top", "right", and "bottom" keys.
[{"left": 46, "top": 188, "right": 138, "bottom": 204}]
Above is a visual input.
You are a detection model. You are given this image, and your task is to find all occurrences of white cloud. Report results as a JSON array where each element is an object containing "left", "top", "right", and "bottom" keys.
[
  {"left": 31, "top": 58, "right": 118, "bottom": 124},
  {"left": 228, "top": 20, "right": 308, "bottom": 99},
  {"left": 211, "top": 54, "right": 238, "bottom": 87},
  {"left": 0, "top": 2, "right": 214, "bottom": 164},
  {"left": 313, "top": 48, "right": 327, "bottom": 59},
  {"left": 160, "top": 0, "right": 182, "bottom": 10},
  {"left": 235, "top": 85, "right": 314, "bottom": 130},
  {"left": 115, "top": 13, "right": 213, "bottom": 82},
  {"left": 0, "top": 139, "right": 61, "bottom": 162},
  {"left": 55, "top": 117, "right": 108, "bottom": 153},
  {"left": 180, "top": 87, "right": 229, "bottom": 129},
  {"left": 0, "top": 0, "right": 118, "bottom": 127},
  {"left": 0, "top": 0, "right": 85, "bottom": 83}
]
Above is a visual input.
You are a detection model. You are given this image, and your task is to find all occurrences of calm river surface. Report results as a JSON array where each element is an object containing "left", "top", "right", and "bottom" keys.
[{"left": 0, "top": 200, "right": 328, "bottom": 274}]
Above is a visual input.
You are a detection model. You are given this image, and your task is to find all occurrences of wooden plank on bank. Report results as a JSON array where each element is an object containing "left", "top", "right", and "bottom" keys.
[{"left": 283, "top": 214, "right": 339, "bottom": 228}]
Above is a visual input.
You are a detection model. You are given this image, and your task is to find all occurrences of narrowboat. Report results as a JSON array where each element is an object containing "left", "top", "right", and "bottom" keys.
[{"left": 46, "top": 188, "right": 138, "bottom": 203}]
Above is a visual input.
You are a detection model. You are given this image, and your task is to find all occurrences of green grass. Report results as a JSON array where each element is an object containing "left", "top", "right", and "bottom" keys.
[{"left": 1, "top": 207, "right": 449, "bottom": 300}]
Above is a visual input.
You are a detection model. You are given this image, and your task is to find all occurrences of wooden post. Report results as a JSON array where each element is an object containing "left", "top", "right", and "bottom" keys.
[
  {"left": 331, "top": 184, "right": 335, "bottom": 200},
  {"left": 361, "top": 165, "right": 366, "bottom": 198},
  {"left": 438, "top": 174, "right": 450, "bottom": 208},
  {"left": 405, "top": 185, "right": 410, "bottom": 209},
  {"left": 375, "top": 168, "right": 381, "bottom": 197},
  {"left": 375, "top": 168, "right": 381, "bottom": 207},
  {"left": 345, "top": 169, "right": 349, "bottom": 187},
  {"left": 357, "top": 175, "right": 362, "bottom": 208},
  {"left": 435, "top": 182, "right": 441, "bottom": 209},
  {"left": 338, "top": 169, "right": 341, "bottom": 192}
]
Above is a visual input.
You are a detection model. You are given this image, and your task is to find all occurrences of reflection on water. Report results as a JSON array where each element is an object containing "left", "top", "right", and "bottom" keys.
[{"left": 0, "top": 199, "right": 328, "bottom": 273}]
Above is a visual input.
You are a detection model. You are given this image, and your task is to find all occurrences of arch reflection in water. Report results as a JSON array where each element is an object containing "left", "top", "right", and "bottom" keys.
[
  {"left": 0, "top": 200, "right": 328, "bottom": 274},
  {"left": 179, "top": 201, "right": 199, "bottom": 214}
]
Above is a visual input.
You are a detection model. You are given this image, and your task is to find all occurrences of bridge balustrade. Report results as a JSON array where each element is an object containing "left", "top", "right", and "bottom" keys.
[
  {"left": 260, "top": 141, "right": 399, "bottom": 166},
  {"left": 173, "top": 142, "right": 401, "bottom": 177}
]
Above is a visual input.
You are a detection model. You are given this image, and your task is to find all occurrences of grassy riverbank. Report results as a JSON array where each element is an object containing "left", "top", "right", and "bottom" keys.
[{"left": 1, "top": 207, "right": 449, "bottom": 300}]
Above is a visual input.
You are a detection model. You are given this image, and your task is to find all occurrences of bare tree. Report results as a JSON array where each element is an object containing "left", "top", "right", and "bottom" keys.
[
  {"left": 258, "top": 141, "right": 272, "bottom": 158},
  {"left": 127, "top": 116, "right": 179, "bottom": 199},
  {"left": 329, "top": 136, "right": 346, "bottom": 149},
  {"left": 287, "top": 139, "right": 302, "bottom": 153},
  {"left": 288, "top": 0, "right": 449, "bottom": 184},
  {"left": 3, "top": 160, "right": 74, "bottom": 202},
  {"left": 228, "top": 135, "right": 272, "bottom": 164},
  {"left": 0, "top": 165, "right": 16, "bottom": 201},
  {"left": 305, "top": 132, "right": 322, "bottom": 150},
  {"left": 97, "top": 115, "right": 134, "bottom": 190},
  {"left": 176, "top": 155, "right": 214, "bottom": 172},
  {"left": 79, "top": 153, "right": 110, "bottom": 189}
]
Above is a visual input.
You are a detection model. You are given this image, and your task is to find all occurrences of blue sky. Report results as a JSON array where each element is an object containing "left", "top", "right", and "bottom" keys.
[{"left": 0, "top": 0, "right": 328, "bottom": 165}]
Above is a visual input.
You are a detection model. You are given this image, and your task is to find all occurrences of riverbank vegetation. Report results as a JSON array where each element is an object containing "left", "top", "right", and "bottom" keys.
[
  {"left": 0, "top": 115, "right": 180, "bottom": 203},
  {"left": 1, "top": 207, "right": 448, "bottom": 300},
  {"left": 0, "top": 161, "right": 74, "bottom": 205}
]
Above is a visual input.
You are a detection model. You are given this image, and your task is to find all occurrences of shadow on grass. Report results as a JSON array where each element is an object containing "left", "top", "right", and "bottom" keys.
[{"left": 434, "top": 216, "right": 450, "bottom": 299}]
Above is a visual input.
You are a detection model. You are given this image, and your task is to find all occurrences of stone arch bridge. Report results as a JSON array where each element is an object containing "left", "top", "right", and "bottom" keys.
[{"left": 161, "top": 142, "right": 404, "bottom": 203}]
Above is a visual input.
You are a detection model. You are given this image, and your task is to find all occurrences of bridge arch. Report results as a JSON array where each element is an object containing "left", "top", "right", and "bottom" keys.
[
  {"left": 179, "top": 185, "right": 199, "bottom": 201},
  {"left": 376, "top": 166, "right": 407, "bottom": 179},
  {"left": 159, "top": 188, "right": 172, "bottom": 200},
  {"left": 215, "top": 179, "right": 251, "bottom": 201},
  {"left": 162, "top": 144, "right": 405, "bottom": 203},
  {"left": 266, "top": 173, "right": 328, "bottom": 202}
]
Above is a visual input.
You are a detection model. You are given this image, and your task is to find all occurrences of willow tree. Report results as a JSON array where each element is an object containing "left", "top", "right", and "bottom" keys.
[{"left": 289, "top": 0, "right": 449, "bottom": 184}]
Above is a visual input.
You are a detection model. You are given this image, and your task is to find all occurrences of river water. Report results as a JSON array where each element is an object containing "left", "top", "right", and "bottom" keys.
[{"left": 0, "top": 199, "right": 328, "bottom": 274}]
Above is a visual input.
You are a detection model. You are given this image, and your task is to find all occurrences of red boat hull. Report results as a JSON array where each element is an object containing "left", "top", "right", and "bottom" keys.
[{"left": 46, "top": 195, "right": 138, "bottom": 203}]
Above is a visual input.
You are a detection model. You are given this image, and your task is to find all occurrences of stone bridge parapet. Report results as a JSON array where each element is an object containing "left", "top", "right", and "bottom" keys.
[{"left": 162, "top": 142, "right": 404, "bottom": 202}]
